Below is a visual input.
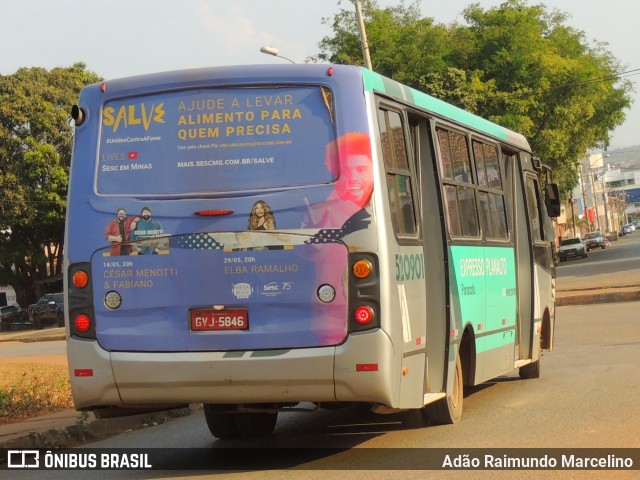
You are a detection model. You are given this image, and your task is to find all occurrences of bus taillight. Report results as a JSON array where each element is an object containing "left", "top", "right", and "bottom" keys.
[
  {"left": 354, "top": 306, "right": 374, "bottom": 325},
  {"left": 352, "top": 259, "right": 372, "bottom": 279},
  {"left": 72, "top": 270, "right": 89, "bottom": 289},
  {"left": 68, "top": 262, "right": 97, "bottom": 339},
  {"left": 74, "top": 314, "right": 91, "bottom": 332},
  {"left": 348, "top": 253, "right": 380, "bottom": 333}
]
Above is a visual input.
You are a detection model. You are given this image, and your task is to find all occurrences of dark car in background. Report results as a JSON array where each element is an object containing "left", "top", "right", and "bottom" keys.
[
  {"left": 28, "top": 293, "right": 65, "bottom": 329},
  {"left": 583, "top": 231, "right": 607, "bottom": 251},
  {"left": 0, "top": 305, "right": 27, "bottom": 331},
  {"left": 558, "top": 237, "right": 587, "bottom": 262}
]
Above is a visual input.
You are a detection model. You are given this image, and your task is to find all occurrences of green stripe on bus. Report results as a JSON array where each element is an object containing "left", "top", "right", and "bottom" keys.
[
  {"left": 362, "top": 68, "right": 512, "bottom": 143},
  {"left": 477, "top": 328, "right": 516, "bottom": 352},
  {"left": 449, "top": 245, "right": 517, "bottom": 350}
]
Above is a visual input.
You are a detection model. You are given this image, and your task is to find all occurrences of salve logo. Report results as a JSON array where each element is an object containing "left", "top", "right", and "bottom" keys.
[{"left": 103, "top": 102, "right": 165, "bottom": 133}]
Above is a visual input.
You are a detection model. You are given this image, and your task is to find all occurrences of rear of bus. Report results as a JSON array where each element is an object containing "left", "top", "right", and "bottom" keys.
[{"left": 65, "top": 65, "right": 388, "bottom": 431}]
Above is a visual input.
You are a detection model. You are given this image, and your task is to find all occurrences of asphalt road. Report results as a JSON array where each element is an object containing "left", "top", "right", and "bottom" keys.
[{"left": 556, "top": 232, "right": 640, "bottom": 290}]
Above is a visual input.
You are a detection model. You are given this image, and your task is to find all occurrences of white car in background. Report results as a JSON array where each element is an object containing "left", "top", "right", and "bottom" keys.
[{"left": 558, "top": 237, "right": 587, "bottom": 262}]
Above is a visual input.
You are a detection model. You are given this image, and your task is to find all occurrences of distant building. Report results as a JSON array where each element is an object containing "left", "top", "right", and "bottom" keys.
[{"left": 565, "top": 150, "right": 640, "bottom": 236}]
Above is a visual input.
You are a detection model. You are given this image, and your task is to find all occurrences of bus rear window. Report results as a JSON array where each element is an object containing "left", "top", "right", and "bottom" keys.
[{"left": 98, "top": 86, "right": 336, "bottom": 195}]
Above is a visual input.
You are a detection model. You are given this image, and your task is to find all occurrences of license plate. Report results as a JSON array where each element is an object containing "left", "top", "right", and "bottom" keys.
[{"left": 190, "top": 308, "right": 248, "bottom": 331}]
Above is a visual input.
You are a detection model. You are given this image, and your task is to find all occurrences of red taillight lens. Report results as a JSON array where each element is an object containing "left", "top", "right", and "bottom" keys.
[
  {"left": 74, "top": 315, "right": 91, "bottom": 332},
  {"left": 354, "top": 306, "right": 374, "bottom": 325}
]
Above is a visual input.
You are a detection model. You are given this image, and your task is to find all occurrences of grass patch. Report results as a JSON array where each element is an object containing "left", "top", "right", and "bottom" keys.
[{"left": 0, "top": 363, "right": 73, "bottom": 423}]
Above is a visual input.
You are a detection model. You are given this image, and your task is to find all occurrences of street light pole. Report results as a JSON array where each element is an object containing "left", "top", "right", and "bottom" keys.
[
  {"left": 353, "top": 0, "right": 373, "bottom": 70},
  {"left": 259, "top": 46, "right": 295, "bottom": 64}
]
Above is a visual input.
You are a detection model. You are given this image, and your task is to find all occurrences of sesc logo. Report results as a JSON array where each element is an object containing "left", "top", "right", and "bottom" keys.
[
  {"left": 262, "top": 282, "right": 279, "bottom": 292},
  {"left": 259, "top": 281, "right": 292, "bottom": 297}
]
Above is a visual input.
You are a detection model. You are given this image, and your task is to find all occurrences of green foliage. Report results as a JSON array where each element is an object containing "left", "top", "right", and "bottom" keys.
[
  {"left": 316, "top": 0, "right": 633, "bottom": 201},
  {"left": 0, "top": 63, "right": 101, "bottom": 304}
]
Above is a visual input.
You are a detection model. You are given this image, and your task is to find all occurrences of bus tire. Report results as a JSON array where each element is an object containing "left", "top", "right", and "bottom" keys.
[
  {"left": 203, "top": 404, "right": 241, "bottom": 440},
  {"left": 519, "top": 360, "right": 540, "bottom": 379},
  {"left": 235, "top": 412, "right": 278, "bottom": 438},
  {"left": 425, "top": 353, "right": 463, "bottom": 425}
]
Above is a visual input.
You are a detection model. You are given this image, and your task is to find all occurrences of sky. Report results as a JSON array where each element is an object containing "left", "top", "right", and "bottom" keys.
[{"left": 2, "top": 0, "right": 639, "bottom": 149}]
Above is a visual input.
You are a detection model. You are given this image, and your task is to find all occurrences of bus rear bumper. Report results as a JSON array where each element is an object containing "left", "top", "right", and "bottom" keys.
[
  {"left": 68, "top": 330, "right": 397, "bottom": 411},
  {"left": 68, "top": 337, "right": 337, "bottom": 409}
]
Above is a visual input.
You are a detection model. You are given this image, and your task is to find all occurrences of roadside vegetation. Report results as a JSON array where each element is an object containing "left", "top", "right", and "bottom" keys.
[
  {"left": 317, "top": 0, "right": 631, "bottom": 202},
  {"left": 0, "top": 363, "right": 73, "bottom": 423}
]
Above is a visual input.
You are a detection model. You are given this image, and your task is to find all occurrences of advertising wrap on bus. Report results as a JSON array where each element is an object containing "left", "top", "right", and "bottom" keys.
[
  {"left": 94, "top": 234, "right": 349, "bottom": 351},
  {"left": 75, "top": 80, "right": 376, "bottom": 353},
  {"left": 97, "top": 87, "right": 336, "bottom": 195}
]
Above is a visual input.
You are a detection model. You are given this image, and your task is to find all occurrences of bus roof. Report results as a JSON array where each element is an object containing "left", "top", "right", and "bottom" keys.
[
  {"left": 360, "top": 68, "right": 531, "bottom": 152},
  {"left": 92, "top": 63, "right": 531, "bottom": 152}
]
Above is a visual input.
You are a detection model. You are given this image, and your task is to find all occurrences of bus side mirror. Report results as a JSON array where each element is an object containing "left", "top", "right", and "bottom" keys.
[{"left": 545, "top": 183, "right": 561, "bottom": 218}]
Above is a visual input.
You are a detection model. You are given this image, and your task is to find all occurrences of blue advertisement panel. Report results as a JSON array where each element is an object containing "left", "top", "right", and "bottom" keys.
[
  {"left": 98, "top": 87, "right": 336, "bottom": 194},
  {"left": 70, "top": 68, "right": 379, "bottom": 352},
  {"left": 92, "top": 233, "right": 349, "bottom": 351}
]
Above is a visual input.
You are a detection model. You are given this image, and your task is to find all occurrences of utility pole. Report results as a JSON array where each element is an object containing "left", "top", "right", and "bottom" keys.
[
  {"left": 353, "top": 0, "right": 373, "bottom": 70},
  {"left": 589, "top": 171, "right": 601, "bottom": 231},
  {"left": 579, "top": 161, "right": 588, "bottom": 231},
  {"left": 570, "top": 199, "right": 577, "bottom": 237},
  {"left": 602, "top": 185, "right": 611, "bottom": 233}
]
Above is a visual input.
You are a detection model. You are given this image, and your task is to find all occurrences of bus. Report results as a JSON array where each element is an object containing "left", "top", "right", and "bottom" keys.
[{"left": 65, "top": 64, "right": 560, "bottom": 439}]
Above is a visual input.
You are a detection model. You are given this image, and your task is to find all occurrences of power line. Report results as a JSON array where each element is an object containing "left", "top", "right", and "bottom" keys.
[{"left": 506, "top": 67, "right": 640, "bottom": 99}]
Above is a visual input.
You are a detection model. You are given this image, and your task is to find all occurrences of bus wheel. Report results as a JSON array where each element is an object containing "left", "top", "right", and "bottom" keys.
[
  {"left": 425, "top": 353, "right": 463, "bottom": 425},
  {"left": 519, "top": 360, "right": 540, "bottom": 379},
  {"left": 203, "top": 404, "right": 240, "bottom": 440},
  {"left": 235, "top": 412, "right": 278, "bottom": 438}
]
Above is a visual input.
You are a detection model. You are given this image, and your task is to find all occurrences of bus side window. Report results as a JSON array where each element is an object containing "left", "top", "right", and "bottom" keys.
[
  {"left": 436, "top": 128, "right": 479, "bottom": 238},
  {"left": 377, "top": 108, "right": 418, "bottom": 237},
  {"left": 473, "top": 141, "right": 508, "bottom": 241},
  {"left": 525, "top": 176, "right": 544, "bottom": 241}
]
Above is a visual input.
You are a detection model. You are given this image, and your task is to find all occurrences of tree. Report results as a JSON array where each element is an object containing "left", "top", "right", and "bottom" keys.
[
  {"left": 316, "top": 0, "right": 633, "bottom": 200},
  {"left": 0, "top": 63, "right": 101, "bottom": 306}
]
